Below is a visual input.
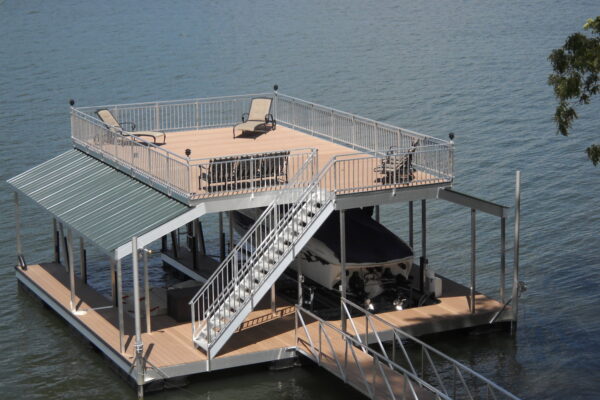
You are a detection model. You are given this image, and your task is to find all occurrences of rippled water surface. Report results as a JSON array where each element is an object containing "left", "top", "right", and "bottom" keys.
[{"left": 1, "top": 1, "right": 599, "bottom": 399}]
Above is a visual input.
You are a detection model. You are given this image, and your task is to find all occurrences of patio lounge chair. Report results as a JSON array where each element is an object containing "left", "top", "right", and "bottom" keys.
[
  {"left": 95, "top": 109, "right": 167, "bottom": 144},
  {"left": 233, "top": 98, "right": 276, "bottom": 139}
]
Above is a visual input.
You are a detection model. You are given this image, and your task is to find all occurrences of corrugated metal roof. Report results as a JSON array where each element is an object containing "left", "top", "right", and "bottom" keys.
[{"left": 8, "top": 149, "right": 189, "bottom": 254}]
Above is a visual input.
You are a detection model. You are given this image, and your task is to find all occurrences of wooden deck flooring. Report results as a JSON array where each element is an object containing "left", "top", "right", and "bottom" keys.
[
  {"left": 18, "top": 260, "right": 505, "bottom": 389},
  {"left": 149, "top": 126, "right": 446, "bottom": 197},
  {"left": 17, "top": 263, "right": 296, "bottom": 370}
]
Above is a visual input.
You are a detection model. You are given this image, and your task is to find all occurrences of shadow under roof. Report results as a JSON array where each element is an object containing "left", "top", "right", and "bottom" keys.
[{"left": 8, "top": 149, "right": 189, "bottom": 255}]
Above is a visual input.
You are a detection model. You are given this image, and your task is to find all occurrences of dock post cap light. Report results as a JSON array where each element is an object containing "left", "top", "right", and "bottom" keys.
[
  {"left": 449, "top": 132, "right": 455, "bottom": 141},
  {"left": 185, "top": 148, "right": 191, "bottom": 158},
  {"left": 69, "top": 99, "right": 75, "bottom": 106},
  {"left": 273, "top": 84, "right": 278, "bottom": 91}
]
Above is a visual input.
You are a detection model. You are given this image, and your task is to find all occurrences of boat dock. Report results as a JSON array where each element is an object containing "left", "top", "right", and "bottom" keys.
[{"left": 8, "top": 89, "right": 522, "bottom": 399}]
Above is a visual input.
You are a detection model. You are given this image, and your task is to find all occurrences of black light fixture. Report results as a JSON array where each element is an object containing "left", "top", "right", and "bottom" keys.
[
  {"left": 449, "top": 132, "right": 455, "bottom": 141},
  {"left": 69, "top": 99, "right": 75, "bottom": 106},
  {"left": 185, "top": 148, "right": 191, "bottom": 157}
]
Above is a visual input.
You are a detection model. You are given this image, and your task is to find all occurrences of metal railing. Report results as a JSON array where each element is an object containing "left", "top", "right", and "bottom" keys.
[
  {"left": 296, "top": 306, "right": 449, "bottom": 400},
  {"left": 276, "top": 93, "right": 449, "bottom": 153},
  {"left": 71, "top": 92, "right": 453, "bottom": 203},
  {"left": 340, "top": 298, "right": 520, "bottom": 400},
  {"left": 189, "top": 154, "right": 338, "bottom": 353}
]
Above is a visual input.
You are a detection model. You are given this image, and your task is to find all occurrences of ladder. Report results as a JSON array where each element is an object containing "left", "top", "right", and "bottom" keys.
[{"left": 189, "top": 155, "right": 336, "bottom": 358}]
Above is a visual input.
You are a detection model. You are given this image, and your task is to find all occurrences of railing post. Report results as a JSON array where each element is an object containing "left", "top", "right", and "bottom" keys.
[
  {"left": 67, "top": 228, "right": 76, "bottom": 312},
  {"left": 115, "top": 253, "right": 125, "bottom": 354}
]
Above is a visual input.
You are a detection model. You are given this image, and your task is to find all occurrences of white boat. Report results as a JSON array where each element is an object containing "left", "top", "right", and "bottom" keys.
[{"left": 232, "top": 207, "right": 414, "bottom": 302}]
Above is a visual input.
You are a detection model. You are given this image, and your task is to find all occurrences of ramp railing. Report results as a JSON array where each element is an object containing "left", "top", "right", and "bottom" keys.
[{"left": 340, "top": 298, "right": 521, "bottom": 400}]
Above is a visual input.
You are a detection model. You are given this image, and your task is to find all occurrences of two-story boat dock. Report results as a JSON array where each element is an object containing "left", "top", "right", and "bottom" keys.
[{"left": 8, "top": 88, "right": 522, "bottom": 399}]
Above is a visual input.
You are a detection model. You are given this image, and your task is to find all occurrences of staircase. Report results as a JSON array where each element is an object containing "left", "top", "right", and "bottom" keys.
[{"left": 189, "top": 156, "right": 336, "bottom": 358}]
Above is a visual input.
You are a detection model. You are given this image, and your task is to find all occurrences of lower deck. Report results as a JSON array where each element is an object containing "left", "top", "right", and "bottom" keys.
[{"left": 16, "top": 261, "right": 508, "bottom": 385}]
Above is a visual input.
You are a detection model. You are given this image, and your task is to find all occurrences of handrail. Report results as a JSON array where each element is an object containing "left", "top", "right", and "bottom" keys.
[
  {"left": 296, "top": 306, "right": 451, "bottom": 400},
  {"left": 71, "top": 92, "right": 454, "bottom": 203},
  {"left": 341, "top": 298, "right": 521, "bottom": 400},
  {"left": 190, "top": 154, "right": 338, "bottom": 352}
]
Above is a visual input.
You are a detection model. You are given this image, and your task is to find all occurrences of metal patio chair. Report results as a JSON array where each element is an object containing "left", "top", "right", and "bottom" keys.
[
  {"left": 96, "top": 109, "right": 167, "bottom": 144},
  {"left": 232, "top": 98, "right": 276, "bottom": 139}
]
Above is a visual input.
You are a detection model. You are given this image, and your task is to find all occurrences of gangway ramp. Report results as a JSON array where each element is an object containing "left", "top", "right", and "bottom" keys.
[{"left": 295, "top": 300, "right": 521, "bottom": 400}]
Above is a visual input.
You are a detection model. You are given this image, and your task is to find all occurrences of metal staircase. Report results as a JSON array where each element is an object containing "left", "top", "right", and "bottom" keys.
[{"left": 189, "top": 155, "right": 336, "bottom": 358}]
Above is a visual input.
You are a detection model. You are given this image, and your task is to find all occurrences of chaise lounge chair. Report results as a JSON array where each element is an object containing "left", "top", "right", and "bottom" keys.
[
  {"left": 233, "top": 98, "right": 276, "bottom": 139},
  {"left": 95, "top": 109, "right": 167, "bottom": 144}
]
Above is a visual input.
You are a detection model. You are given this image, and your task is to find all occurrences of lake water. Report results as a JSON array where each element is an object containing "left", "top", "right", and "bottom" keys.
[{"left": 1, "top": 1, "right": 599, "bottom": 399}]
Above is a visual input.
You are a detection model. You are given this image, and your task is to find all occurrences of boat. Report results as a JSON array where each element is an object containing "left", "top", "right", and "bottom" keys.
[{"left": 232, "top": 206, "right": 415, "bottom": 309}]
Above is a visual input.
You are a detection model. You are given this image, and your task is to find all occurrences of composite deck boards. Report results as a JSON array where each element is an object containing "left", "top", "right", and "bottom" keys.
[{"left": 18, "top": 261, "right": 504, "bottom": 385}]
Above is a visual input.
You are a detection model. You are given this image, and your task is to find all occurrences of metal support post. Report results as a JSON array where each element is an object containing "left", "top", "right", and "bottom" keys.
[
  {"left": 219, "top": 212, "right": 225, "bottom": 261},
  {"left": 228, "top": 211, "right": 234, "bottom": 251},
  {"left": 193, "top": 219, "right": 201, "bottom": 268},
  {"left": 161, "top": 235, "right": 167, "bottom": 253},
  {"left": 511, "top": 171, "right": 521, "bottom": 333},
  {"left": 297, "top": 263, "right": 303, "bottom": 306},
  {"left": 408, "top": 201, "right": 414, "bottom": 248},
  {"left": 79, "top": 237, "right": 87, "bottom": 285},
  {"left": 500, "top": 217, "right": 506, "bottom": 303},
  {"left": 110, "top": 257, "right": 117, "bottom": 306},
  {"left": 420, "top": 200, "right": 427, "bottom": 293},
  {"left": 340, "top": 210, "right": 347, "bottom": 332},
  {"left": 470, "top": 208, "right": 476, "bottom": 314},
  {"left": 170, "top": 231, "right": 178, "bottom": 259},
  {"left": 53, "top": 218, "right": 60, "bottom": 264},
  {"left": 131, "top": 237, "right": 144, "bottom": 395},
  {"left": 271, "top": 284, "right": 276, "bottom": 314},
  {"left": 115, "top": 254, "right": 125, "bottom": 354},
  {"left": 14, "top": 192, "right": 23, "bottom": 263},
  {"left": 143, "top": 249, "right": 151, "bottom": 333},
  {"left": 67, "top": 229, "right": 76, "bottom": 312},
  {"left": 375, "top": 205, "right": 380, "bottom": 223},
  {"left": 191, "top": 223, "right": 198, "bottom": 270},
  {"left": 58, "top": 222, "right": 67, "bottom": 271},
  {"left": 198, "top": 220, "right": 206, "bottom": 255}
]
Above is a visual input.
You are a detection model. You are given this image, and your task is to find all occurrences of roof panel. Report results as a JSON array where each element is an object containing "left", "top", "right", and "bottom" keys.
[{"left": 7, "top": 149, "right": 190, "bottom": 255}]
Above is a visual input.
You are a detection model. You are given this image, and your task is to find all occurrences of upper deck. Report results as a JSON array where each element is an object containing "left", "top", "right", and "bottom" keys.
[{"left": 71, "top": 92, "right": 453, "bottom": 206}]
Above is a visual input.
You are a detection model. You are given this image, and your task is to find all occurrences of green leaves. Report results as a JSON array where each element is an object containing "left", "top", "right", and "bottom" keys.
[{"left": 548, "top": 16, "right": 600, "bottom": 165}]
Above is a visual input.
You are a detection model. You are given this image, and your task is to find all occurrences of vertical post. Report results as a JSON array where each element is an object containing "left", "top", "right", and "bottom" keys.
[
  {"left": 170, "top": 231, "right": 178, "bottom": 259},
  {"left": 340, "top": 210, "right": 347, "bottom": 332},
  {"left": 110, "top": 257, "right": 117, "bottom": 306},
  {"left": 161, "top": 235, "right": 167, "bottom": 253},
  {"left": 131, "top": 237, "right": 144, "bottom": 397},
  {"left": 420, "top": 200, "right": 427, "bottom": 293},
  {"left": 219, "top": 212, "right": 225, "bottom": 261},
  {"left": 408, "top": 201, "right": 414, "bottom": 248},
  {"left": 58, "top": 222, "right": 67, "bottom": 271},
  {"left": 228, "top": 211, "right": 234, "bottom": 251},
  {"left": 190, "top": 222, "right": 198, "bottom": 270},
  {"left": 500, "top": 217, "right": 506, "bottom": 303},
  {"left": 198, "top": 220, "right": 206, "bottom": 255},
  {"left": 14, "top": 192, "right": 23, "bottom": 261},
  {"left": 79, "top": 237, "right": 87, "bottom": 285},
  {"left": 115, "top": 254, "right": 125, "bottom": 354},
  {"left": 143, "top": 249, "right": 151, "bottom": 333},
  {"left": 53, "top": 218, "right": 60, "bottom": 264},
  {"left": 297, "top": 262, "right": 303, "bottom": 306},
  {"left": 470, "top": 208, "right": 477, "bottom": 314},
  {"left": 193, "top": 219, "right": 202, "bottom": 264},
  {"left": 375, "top": 205, "right": 380, "bottom": 223},
  {"left": 67, "top": 229, "right": 76, "bottom": 312},
  {"left": 271, "top": 284, "right": 276, "bottom": 314},
  {"left": 511, "top": 171, "right": 521, "bottom": 333}
]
